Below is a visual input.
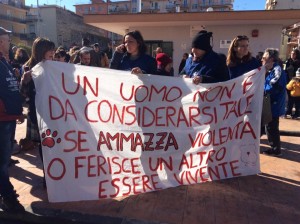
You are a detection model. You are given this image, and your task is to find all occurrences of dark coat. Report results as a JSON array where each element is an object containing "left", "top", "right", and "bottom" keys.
[
  {"left": 182, "top": 50, "right": 229, "bottom": 83},
  {"left": 229, "top": 57, "right": 260, "bottom": 79},
  {"left": 110, "top": 52, "right": 157, "bottom": 75},
  {"left": 0, "top": 57, "right": 23, "bottom": 116}
]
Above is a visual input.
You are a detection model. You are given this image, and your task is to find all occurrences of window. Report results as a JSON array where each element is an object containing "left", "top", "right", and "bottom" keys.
[
  {"left": 90, "top": 6, "right": 95, "bottom": 12},
  {"left": 132, "top": 7, "right": 136, "bottom": 13},
  {"left": 192, "top": 4, "right": 198, "bottom": 9},
  {"left": 98, "top": 6, "right": 102, "bottom": 11},
  {"left": 29, "top": 24, "right": 35, "bottom": 33},
  {"left": 202, "top": 0, "right": 206, "bottom": 6}
]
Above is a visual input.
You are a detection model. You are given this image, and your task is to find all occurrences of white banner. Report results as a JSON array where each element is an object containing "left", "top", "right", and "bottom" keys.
[{"left": 32, "top": 61, "right": 265, "bottom": 202}]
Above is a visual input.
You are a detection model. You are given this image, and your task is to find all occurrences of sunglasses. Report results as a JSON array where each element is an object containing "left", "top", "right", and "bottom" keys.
[{"left": 236, "top": 35, "right": 249, "bottom": 40}]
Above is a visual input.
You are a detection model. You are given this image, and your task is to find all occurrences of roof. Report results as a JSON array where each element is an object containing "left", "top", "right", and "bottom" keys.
[{"left": 84, "top": 9, "right": 300, "bottom": 35}]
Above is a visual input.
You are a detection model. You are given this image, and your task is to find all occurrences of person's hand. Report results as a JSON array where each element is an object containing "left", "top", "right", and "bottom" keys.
[
  {"left": 17, "top": 114, "right": 25, "bottom": 124},
  {"left": 131, "top": 67, "right": 143, "bottom": 75},
  {"left": 115, "top": 44, "right": 126, "bottom": 53},
  {"left": 21, "top": 70, "right": 32, "bottom": 84},
  {"left": 193, "top": 76, "right": 203, "bottom": 85}
]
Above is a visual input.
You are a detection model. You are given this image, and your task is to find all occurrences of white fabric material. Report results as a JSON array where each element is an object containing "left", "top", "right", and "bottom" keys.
[{"left": 32, "top": 61, "right": 265, "bottom": 202}]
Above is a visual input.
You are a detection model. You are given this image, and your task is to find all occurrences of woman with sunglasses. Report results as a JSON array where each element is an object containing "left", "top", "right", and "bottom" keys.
[{"left": 226, "top": 35, "right": 260, "bottom": 79}]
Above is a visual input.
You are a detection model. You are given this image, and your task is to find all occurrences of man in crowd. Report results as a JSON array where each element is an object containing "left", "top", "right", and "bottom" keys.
[
  {"left": 0, "top": 27, "right": 25, "bottom": 212},
  {"left": 78, "top": 50, "right": 91, "bottom": 66}
]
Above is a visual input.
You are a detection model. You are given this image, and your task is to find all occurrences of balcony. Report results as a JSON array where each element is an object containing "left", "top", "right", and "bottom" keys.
[
  {"left": 141, "top": 7, "right": 160, "bottom": 13},
  {"left": 166, "top": 4, "right": 176, "bottom": 13},
  {"left": 206, "top": 0, "right": 233, "bottom": 9},
  {"left": 1, "top": 0, "right": 30, "bottom": 10},
  {"left": 18, "top": 33, "right": 37, "bottom": 41},
  {"left": 108, "top": 7, "right": 130, "bottom": 14},
  {"left": 25, "top": 15, "right": 39, "bottom": 22},
  {"left": 180, "top": 4, "right": 189, "bottom": 11},
  {"left": 0, "top": 14, "right": 26, "bottom": 24}
]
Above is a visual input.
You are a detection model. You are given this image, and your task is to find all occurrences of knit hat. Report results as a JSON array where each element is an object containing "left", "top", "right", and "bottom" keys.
[
  {"left": 296, "top": 68, "right": 300, "bottom": 78},
  {"left": 0, "top": 27, "right": 11, "bottom": 36},
  {"left": 192, "top": 30, "right": 212, "bottom": 51},
  {"left": 156, "top": 53, "right": 172, "bottom": 67}
]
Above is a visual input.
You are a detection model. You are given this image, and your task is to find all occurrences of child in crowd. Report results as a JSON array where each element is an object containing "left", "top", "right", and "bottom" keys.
[{"left": 286, "top": 68, "right": 300, "bottom": 119}]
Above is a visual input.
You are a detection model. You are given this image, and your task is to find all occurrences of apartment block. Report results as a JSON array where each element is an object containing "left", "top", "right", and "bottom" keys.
[
  {"left": 265, "top": 0, "right": 300, "bottom": 10},
  {"left": 75, "top": 0, "right": 234, "bottom": 16},
  {"left": 0, "top": 0, "right": 34, "bottom": 45},
  {"left": 27, "top": 5, "right": 109, "bottom": 49}
]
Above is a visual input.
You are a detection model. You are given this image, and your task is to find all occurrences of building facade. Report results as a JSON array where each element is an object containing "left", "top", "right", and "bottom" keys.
[
  {"left": 84, "top": 9, "right": 300, "bottom": 70},
  {"left": 265, "top": 0, "right": 300, "bottom": 10},
  {"left": 75, "top": 0, "right": 233, "bottom": 16},
  {"left": 27, "top": 5, "right": 109, "bottom": 49},
  {"left": 0, "top": 0, "right": 35, "bottom": 45},
  {"left": 265, "top": 0, "right": 300, "bottom": 58},
  {"left": 75, "top": 0, "right": 234, "bottom": 45}
]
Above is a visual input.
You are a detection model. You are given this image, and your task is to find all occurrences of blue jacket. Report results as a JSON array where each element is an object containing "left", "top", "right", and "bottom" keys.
[
  {"left": 0, "top": 57, "right": 23, "bottom": 116},
  {"left": 110, "top": 51, "right": 157, "bottom": 75},
  {"left": 182, "top": 50, "right": 229, "bottom": 83},
  {"left": 229, "top": 57, "right": 260, "bottom": 79},
  {"left": 264, "top": 63, "right": 286, "bottom": 117}
]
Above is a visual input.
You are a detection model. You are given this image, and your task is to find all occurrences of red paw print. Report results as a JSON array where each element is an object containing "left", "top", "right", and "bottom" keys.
[{"left": 41, "top": 129, "right": 61, "bottom": 148}]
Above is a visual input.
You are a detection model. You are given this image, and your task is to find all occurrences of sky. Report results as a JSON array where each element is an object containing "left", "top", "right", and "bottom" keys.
[{"left": 25, "top": 0, "right": 266, "bottom": 12}]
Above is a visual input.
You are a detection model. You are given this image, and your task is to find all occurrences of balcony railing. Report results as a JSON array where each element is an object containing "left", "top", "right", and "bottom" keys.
[
  {"left": 108, "top": 7, "right": 130, "bottom": 14},
  {"left": 25, "top": 14, "right": 39, "bottom": 22},
  {"left": 0, "top": 14, "right": 26, "bottom": 24},
  {"left": 166, "top": 5, "right": 176, "bottom": 12},
  {"left": 18, "top": 33, "right": 37, "bottom": 41},
  {"left": 141, "top": 7, "right": 160, "bottom": 13},
  {"left": 180, "top": 4, "right": 189, "bottom": 10},
  {"left": 0, "top": 1, "right": 30, "bottom": 10}
]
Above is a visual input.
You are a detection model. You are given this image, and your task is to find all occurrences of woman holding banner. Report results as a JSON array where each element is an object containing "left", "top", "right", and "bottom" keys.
[
  {"left": 110, "top": 30, "right": 157, "bottom": 75},
  {"left": 226, "top": 35, "right": 260, "bottom": 79},
  {"left": 20, "top": 37, "right": 55, "bottom": 187}
]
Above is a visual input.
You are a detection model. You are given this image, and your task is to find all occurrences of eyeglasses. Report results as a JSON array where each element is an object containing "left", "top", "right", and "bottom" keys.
[{"left": 237, "top": 35, "right": 248, "bottom": 40}]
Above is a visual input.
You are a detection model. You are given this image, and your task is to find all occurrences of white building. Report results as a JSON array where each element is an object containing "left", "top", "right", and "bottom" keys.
[{"left": 84, "top": 9, "right": 300, "bottom": 72}]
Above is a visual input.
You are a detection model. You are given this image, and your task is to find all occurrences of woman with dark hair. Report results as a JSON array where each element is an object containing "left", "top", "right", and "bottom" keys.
[
  {"left": 110, "top": 30, "right": 157, "bottom": 75},
  {"left": 11, "top": 48, "right": 29, "bottom": 70},
  {"left": 226, "top": 35, "right": 260, "bottom": 79},
  {"left": 20, "top": 38, "right": 55, "bottom": 179},
  {"left": 54, "top": 49, "right": 68, "bottom": 62}
]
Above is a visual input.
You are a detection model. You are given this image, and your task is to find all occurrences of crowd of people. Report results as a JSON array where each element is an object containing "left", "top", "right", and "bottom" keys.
[{"left": 1, "top": 25, "right": 299, "bottom": 212}]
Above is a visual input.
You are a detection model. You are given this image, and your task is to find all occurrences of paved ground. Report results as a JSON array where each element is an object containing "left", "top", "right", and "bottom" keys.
[{"left": 1, "top": 117, "right": 300, "bottom": 224}]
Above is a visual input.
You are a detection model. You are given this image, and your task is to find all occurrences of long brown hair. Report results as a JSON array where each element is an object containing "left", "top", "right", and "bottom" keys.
[
  {"left": 226, "top": 35, "right": 252, "bottom": 67},
  {"left": 25, "top": 37, "right": 55, "bottom": 69}
]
